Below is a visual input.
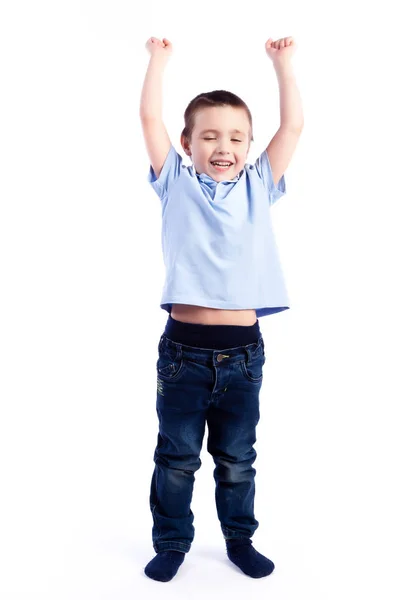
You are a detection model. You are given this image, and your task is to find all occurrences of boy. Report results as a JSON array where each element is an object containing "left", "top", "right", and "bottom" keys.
[{"left": 140, "top": 36, "right": 303, "bottom": 582}]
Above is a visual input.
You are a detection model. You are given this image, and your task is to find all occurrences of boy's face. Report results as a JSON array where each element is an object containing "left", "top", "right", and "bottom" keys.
[{"left": 181, "top": 105, "right": 251, "bottom": 181}]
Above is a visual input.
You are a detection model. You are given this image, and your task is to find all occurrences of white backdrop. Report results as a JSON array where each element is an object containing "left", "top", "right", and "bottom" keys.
[{"left": 1, "top": 0, "right": 399, "bottom": 598}]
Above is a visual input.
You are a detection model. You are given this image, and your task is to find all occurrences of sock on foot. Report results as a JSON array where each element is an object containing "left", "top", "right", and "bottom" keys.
[
  {"left": 226, "top": 537, "right": 275, "bottom": 578},
  {"left": 144, "top": 550, "right": 185, "bottom": 582}
]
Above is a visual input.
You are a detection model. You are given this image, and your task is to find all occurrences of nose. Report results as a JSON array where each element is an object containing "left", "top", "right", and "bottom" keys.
[
  {"left": 216, "top": 140, "right": 231, "bottom": 152},
  {"left": 216, "top": 149, "right": 232, "bottom": 158}
]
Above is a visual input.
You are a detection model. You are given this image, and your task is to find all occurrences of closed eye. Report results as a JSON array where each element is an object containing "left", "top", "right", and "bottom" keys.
[{"left": 204, "top": 138, "right": 242, "bottom": 142}]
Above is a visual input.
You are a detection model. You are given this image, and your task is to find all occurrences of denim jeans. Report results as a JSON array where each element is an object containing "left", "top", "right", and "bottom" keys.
[{"left": 149, "top": 332, "right": 266, "bottom": 553}]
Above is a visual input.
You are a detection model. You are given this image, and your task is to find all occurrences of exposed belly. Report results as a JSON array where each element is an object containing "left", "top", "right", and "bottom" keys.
[{"left": 171, "top": 304, "right": 257, "bottom": 326}]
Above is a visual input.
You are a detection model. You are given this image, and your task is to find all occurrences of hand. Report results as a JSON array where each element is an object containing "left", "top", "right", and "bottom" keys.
[
  {"left": 145, "top": 37, "right": 173, "bottom": 61},
  {"left": 265, "top": 37, "right": 296, "bottom": 67}
]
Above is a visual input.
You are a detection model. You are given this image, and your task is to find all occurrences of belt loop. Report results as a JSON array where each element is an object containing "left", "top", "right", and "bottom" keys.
[{"left": 245, "top": 345, "right": 251, "bottom": 364}]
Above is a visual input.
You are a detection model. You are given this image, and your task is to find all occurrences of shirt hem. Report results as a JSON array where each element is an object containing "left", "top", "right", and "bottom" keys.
[{"left": 160, "top": 299, "right": 290, "bottom": 316}]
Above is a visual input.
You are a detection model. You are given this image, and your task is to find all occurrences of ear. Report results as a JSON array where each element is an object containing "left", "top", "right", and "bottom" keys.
[{"left": 180, "top": 134, "right": 191, "bottom": 157}]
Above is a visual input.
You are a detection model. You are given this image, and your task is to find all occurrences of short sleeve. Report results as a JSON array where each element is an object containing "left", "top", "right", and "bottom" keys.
[
  {"left": 254, "top": 150, "right": 286, "bottom": 205},
  {"left": 147, "top": 144, "right": 182, "bottom": 201}
]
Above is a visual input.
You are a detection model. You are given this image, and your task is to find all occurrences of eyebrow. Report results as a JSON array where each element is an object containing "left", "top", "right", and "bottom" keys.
[{"left": 199, "top": 129, "right": 246, "bottom": 136}]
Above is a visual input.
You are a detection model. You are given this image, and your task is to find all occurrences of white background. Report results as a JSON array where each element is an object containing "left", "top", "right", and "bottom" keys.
[{"left": 1, "top": 0, "right": 400, "bottom": 598}]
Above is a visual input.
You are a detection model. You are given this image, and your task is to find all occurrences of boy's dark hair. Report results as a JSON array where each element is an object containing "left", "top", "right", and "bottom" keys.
[{"left": 181, "top": 90, "right": 254, "bottom": 145}]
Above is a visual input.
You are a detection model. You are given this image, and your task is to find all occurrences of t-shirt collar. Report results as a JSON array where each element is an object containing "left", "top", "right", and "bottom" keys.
[{"left": 194, "top": 167, "right": 242, "bottom": 184}]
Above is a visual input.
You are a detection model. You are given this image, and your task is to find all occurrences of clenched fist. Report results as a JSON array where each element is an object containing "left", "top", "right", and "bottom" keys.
[
  {"left": 145, "top": 37, "right": 173, "bottom": 60},
  {"left": 265, "top": 37, "right": 296, "bottom": 66}
]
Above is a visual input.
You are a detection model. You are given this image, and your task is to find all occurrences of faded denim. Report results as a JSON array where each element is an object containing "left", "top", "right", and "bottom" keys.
[{"left": 149, "top": 333, "right": 266, "bottom": 553}]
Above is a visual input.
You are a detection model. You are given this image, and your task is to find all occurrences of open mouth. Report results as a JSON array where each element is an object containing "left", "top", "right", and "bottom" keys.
[{"left": 210, "top": 161, "right": 234, "bottom": 172}]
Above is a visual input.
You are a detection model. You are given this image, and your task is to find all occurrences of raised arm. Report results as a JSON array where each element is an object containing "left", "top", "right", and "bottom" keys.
[
  {"left": 140, "top": 38, "right": 173, "bottom": 179},
  {"left": 264, "top": 37, "right": 304, "bottom": 187}
]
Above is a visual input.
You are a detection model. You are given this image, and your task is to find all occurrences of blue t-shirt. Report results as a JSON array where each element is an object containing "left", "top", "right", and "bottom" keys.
[{"left": 147, "top": 145, "right": 290, "bottom": 318}]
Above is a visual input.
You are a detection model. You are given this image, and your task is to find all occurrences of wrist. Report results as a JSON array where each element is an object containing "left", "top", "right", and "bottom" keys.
[
  {"left": 148, "top": 54, "right": 170, "bottom": 68},
  {"left": 273, "top": 61, "right": 294, "bottom": 75}
]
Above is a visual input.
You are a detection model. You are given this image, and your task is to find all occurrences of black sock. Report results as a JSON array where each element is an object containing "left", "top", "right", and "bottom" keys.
[
  {"left": 144, "top": 550, "right": 186, "bottom": 582},
  {"left": 226, "top": 538, "right": 275, "bottom": 578}
]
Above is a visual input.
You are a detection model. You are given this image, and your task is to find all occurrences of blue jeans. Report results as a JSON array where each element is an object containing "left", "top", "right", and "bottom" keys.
[{"left": 150, "top": 332, "right": 266, "bottom": 553}]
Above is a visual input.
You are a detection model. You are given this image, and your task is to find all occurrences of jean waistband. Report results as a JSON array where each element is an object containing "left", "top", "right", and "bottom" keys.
[{"left": 159, "top": 332, "right": 264, "bottom": 367}]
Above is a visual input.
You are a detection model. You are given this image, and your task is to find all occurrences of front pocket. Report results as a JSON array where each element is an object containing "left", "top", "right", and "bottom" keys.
[
  {"left": 156, "top": 351, "right": 186, "bottom": 381},
  {"left": 240, "top": 353, "right": 265, "bottom": 383}
]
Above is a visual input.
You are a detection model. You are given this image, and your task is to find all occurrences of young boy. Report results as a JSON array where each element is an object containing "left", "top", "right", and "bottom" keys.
[{"left": 140, "top": 36, "right": 303, "bottom": 582}]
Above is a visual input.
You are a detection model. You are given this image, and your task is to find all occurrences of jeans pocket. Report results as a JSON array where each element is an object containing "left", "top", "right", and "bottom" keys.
[
  {"left": 156, "top": 348, "right": 186, "bottom": 381},
  {"left": 240, "top": 352, "right": 265, "bottom": 383}
]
